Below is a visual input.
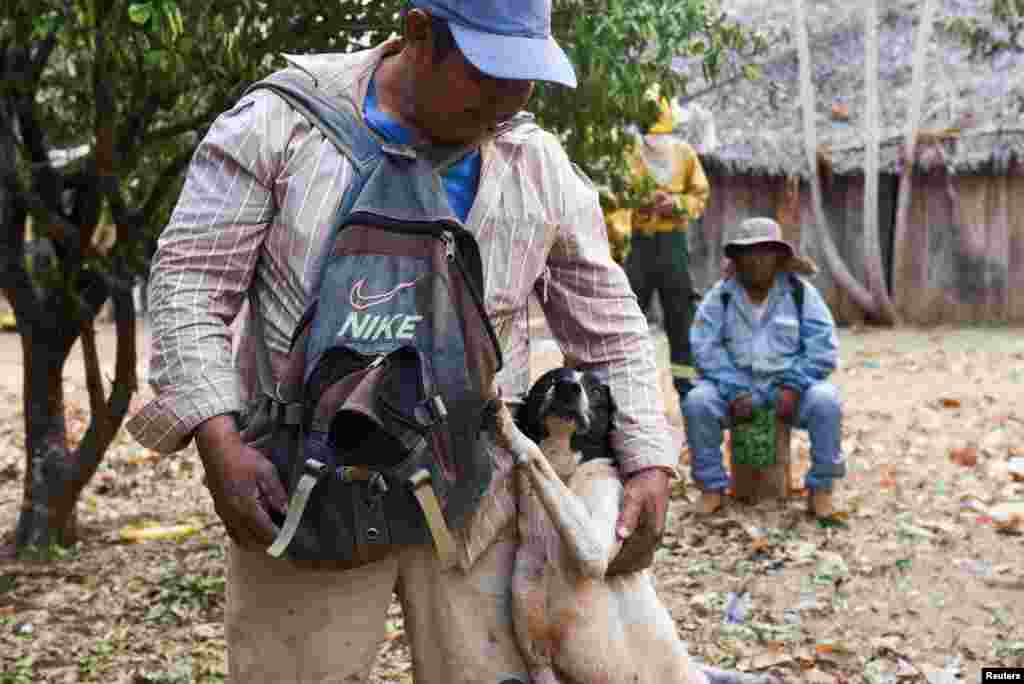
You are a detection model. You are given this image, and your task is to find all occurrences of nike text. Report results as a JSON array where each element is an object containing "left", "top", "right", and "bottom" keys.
[{"left": 338, "top": 312, "right": 423, "bottom": 341}]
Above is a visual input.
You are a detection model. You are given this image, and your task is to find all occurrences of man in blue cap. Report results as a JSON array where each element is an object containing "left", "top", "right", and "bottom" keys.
[{"left": 129, "top": 2, "right": 676, "bottom": 682}]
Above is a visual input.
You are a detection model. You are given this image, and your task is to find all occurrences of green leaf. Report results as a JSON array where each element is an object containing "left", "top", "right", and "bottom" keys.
[
  {"left": 144, "top": 49, "right": 168, "bottom": 68},
  {"left": 816, "top": 516, "right": 850, "bottom": 530},
  {"left": 31, "top": 12, "right": 64, "bottom": 39},
  {"left": 129, "top": 2, "right": 154, "bottom": 25}
]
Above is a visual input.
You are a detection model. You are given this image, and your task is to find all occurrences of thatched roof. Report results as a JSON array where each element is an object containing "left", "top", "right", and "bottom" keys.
[{"left": 678, "top": 0, "right": 1024, "bottom": 177}]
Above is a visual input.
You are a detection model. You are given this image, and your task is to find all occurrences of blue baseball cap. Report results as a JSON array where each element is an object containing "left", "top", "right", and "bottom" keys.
[{"left": 410, "top": 0, "right": 578, "bottom": 88}]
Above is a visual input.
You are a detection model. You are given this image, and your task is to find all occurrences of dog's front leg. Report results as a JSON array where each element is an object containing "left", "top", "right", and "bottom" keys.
[
  {"left": 491, "top": 404, "right": 617, "bottom": 578},
  {"left": 512, "top": 469, "right": 566, "bottom": 684}
]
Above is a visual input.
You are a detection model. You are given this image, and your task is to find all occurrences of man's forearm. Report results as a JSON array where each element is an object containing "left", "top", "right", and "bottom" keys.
[{"left": 195, "top": 414, "right": 244, "bottom": 469}]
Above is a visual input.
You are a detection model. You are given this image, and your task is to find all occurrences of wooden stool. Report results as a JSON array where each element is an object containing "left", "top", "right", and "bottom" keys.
[{"left": 729, "top": 417, "right": 793, "bottom": 504}]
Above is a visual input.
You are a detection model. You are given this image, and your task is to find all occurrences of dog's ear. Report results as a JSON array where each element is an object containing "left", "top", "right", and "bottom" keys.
[{"left": 517, "top": 369, "right": 558, "bottom": 443}]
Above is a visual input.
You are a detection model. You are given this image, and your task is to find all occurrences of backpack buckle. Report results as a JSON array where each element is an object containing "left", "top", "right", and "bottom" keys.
[
  {"left": 303, "top": 459, "right": 328, "bottom": 479},
  {"left": 269, "top": 400, "right": 305, "bottom": 426},
  {"left": 414, "top": 395, "right": 448, "bottom": 428}
]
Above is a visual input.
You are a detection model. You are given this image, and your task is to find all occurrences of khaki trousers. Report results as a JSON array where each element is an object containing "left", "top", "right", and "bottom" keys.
[{"left": 226, "top": 528, "right": 529, "bottom": 684}]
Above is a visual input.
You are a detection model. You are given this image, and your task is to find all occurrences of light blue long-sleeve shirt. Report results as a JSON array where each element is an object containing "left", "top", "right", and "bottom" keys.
[{"left": 690, "top": 273, "right": 838, "bottom": 405}]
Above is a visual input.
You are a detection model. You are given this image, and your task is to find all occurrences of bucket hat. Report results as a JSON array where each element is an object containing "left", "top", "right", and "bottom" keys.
[{"left": 723, "top": 217, "right": 795, "bottom": 259}]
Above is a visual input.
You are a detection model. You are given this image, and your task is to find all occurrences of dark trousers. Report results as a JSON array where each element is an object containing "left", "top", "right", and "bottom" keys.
[{"left": 625, "top": 229, "right": 696, "bottom": 397}]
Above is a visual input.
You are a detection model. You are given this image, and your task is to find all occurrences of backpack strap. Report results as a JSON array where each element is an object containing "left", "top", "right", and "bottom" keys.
[
  {"left": 246, "top": 71, "right": 383, "bottom": 175},
  {"left": 718, "top": 274, "right": 805, "bottom": 322},
  {"left": 241, "top": 72, "right": 383, "bottom": 407},
  {"left": 789, "top": 272, "right": 805, "bottom": 325}
]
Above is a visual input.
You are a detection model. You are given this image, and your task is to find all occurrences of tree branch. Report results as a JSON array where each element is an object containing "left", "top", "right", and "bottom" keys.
[
  {"left": 793, "top": 0, "right": 883, "bottom": 321},
  {"left": 70, "top": 284, "right": 137, "bottom": 494},
  {"left": 0, "top": 200, "right": 40, "bottom": 321},
  {"left": 27, "top": 0, "right": 70, "bottom": 82},
  {"left": 116, "top": 94, "right": 162, "bottom": 168},
  {"left": 2, "top": 173, "right": 83, "bottom": 252},
  {"left": 143, "top": 109, "right": 225, "bottom": 145},
  {"left": 79, "top": 320, "right": 110, "bottom": 435},
  {"left": 861, "top": 0, "right": 899, "bottom": 324}
]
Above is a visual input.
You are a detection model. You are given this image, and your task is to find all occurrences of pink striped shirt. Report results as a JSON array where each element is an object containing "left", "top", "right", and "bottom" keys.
[{"left": 126, "top": 41, "right": 673, "bottom": 555}]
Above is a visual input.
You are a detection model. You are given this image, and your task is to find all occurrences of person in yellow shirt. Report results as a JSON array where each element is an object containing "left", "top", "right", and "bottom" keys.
[{"left": 625, "top": 97, "right": 710, "bottom": 405}]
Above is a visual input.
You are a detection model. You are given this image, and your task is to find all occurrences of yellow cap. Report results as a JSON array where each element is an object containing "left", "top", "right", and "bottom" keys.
[{"left": 647, "top": 97, "right": 677, "bottom": 135}]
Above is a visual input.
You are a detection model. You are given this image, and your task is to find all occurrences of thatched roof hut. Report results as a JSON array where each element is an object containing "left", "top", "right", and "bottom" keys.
[{"left": 676, "top": 0, "right": 1024, "bottom": 324}]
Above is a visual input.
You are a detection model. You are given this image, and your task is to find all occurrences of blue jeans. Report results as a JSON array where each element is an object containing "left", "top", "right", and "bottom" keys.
[{"left": 682, "top": 381, "right": 846, "bottom": 493}]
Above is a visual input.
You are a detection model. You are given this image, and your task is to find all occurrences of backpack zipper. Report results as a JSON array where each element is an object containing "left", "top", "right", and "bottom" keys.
[{"left": 340, "top": 213, "right": 504, "bottom": 371}]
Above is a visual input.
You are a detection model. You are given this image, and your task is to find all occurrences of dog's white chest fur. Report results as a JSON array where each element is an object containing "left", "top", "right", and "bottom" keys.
[{"left": 537, "top": 438, "right": 580, "bottom": 482}]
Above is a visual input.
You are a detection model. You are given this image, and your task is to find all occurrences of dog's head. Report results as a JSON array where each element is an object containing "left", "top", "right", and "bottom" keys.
[{"left": 517, "top": 368, "right": 616, "bottom": 462}]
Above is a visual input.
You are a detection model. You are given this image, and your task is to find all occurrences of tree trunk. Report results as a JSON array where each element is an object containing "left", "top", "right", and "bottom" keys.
[
  {"left": 15, "top": 318, "right": 80, "bottom": 549},
  {"left": 793, "top": 0, "right": 894, "bottom": 324},
  {"left": 861, "top": 0, "right": 900, "bottom": 324},
  {"left": 892, "top": 0, "right": 938, "bottom": 316},
  {"left": 10, "top": 283, "right": 137, "bottom": 553}
]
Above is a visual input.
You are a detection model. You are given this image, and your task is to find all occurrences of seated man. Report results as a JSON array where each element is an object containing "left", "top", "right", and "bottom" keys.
[{"left": 683, "top": 217, "right": 845, "bottom": 517}]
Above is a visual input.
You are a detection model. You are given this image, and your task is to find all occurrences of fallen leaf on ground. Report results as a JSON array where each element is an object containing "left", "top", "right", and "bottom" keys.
[
  {"left": 880, "top": 464, "right": 897, "bottom": 489},
  {"left": 895, "top": 659, "right": 919, "bottom": 678},
  {"left": 922, "top": 662, "right": 960, "bottom": 684},
  {"left": 118, "top": 522, "right": 203, "bottom": 542},
  {"left": 794, "top": 647, "right": 817, "bottom": 669},
  {"left": 815, "top": 640, "right": 853, "bottom": 656},
  {"left": 989, "top": 502, "right": 1024, "bottom": 532},
  {"left": 751, "top": 652, "right": 793, "bottom": 670},
  {"left": 193, "top": 623, "right": 220, "bottom": 640},
  {"left": 871, "top": 635, "right": 904, "bottom": 652},
  {"left": 1008, "top": 457, "right": 1024, "bottom": 482},
  {"left": 949, "top": 447, "right": 978, "bottom": 467},
  {"left": 805, "top": 669, "right": 836, "bottom": 684},
  {"left": 743, "top": 524, "right": 770, "bottom": 552}
]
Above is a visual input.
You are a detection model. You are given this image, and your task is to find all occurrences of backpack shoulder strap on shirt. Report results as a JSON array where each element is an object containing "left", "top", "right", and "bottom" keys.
[
  {"left": 242, "top": 71, "right": 383, "bottom": 403},
  {"left": 245, "top": 70, "right": 382, "bottom": 176},
  {"left": 788, "top": 273, "right": 805, "bottom": 324},
  {"left": 718, "top": 274, "right": 805, "bottom": 323}
]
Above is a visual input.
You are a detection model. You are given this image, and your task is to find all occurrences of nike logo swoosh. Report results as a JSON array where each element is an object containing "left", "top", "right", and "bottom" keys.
[{"left": 349, "top": 277, "right": 422, "bottom": 311}]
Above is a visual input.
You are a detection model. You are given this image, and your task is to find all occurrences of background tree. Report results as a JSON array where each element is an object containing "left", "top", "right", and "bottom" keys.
[
  {"left": 0, "top": 0, "right": 767, "bottom": 556},
  {"left": 542, "top": 0, "right": 770, "bottom": 206},
  {"left": 0, "top": 0, "right": 398, "bottom": 555}
]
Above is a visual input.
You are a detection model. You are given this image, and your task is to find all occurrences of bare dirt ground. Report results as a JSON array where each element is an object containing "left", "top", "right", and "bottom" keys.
[{"left": 1, "top": 322, "right": 1023, "bottom": 683}]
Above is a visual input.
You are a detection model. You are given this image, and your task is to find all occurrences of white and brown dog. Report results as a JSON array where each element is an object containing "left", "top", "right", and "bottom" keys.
[{"left": 502, "top": 367, "right": 779, "bottom": 684}]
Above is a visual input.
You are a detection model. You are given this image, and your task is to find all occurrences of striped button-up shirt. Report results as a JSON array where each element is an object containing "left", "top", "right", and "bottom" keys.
[{"left": 126, "top": 41, "right": 673, "bottom": 555}]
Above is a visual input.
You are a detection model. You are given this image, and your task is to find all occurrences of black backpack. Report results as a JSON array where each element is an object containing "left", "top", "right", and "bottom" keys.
[{"left": 237, "top": 71, "right": 515, "bottom": 568}]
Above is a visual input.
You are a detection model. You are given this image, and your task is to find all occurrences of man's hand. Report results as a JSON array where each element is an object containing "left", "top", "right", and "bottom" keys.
[
  {"left": 652, "top": 190, "right": 679, "bottom": 217},
  {"left": 608, "top": 468, "right": 670, "bottom": 576},
  {"left": 196, "top": 415, "right": 288, "bottom": 550},
  {"left": 775, "top": 387, "right": 801, "bottom": 425},
  {"left": 729, "top": 394, "right": 754, "bottom": 425}
]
